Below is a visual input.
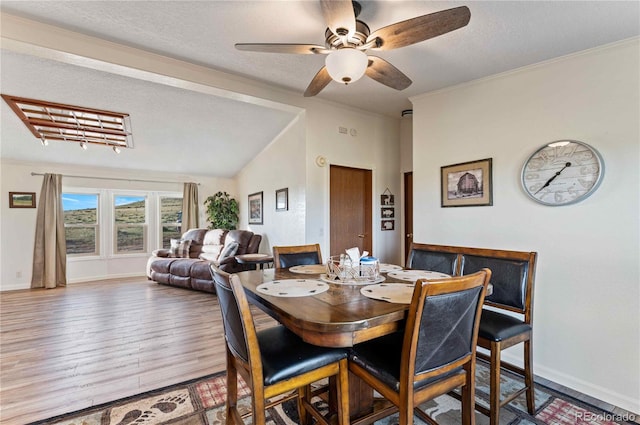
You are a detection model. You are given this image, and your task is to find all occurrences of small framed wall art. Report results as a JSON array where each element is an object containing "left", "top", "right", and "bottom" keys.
[
  {"left": 275, "top": 188, "right": 288, "bottom": 211},
  {"left": 441, "top": 158, "right": 493, "bottom": 207},
  {"left": 248, "top": 191, "right": 263, "bottom": 224},
  {"left": 381, "top": 220, "right": 395, "bottom": 231},
  {"left": 9, "top": 192, "right": 36, "bottom": 208}
]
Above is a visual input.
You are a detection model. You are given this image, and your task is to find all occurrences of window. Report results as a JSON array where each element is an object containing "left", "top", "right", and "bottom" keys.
[
  {"left": 160, "top": 196, "right": 182, "bottom": 248},
  {"left": 63, "top": 193, "right": 99, "bottom": 255},
  {"left": 114, "top": 195, "right": 147, "bottom": 253}
]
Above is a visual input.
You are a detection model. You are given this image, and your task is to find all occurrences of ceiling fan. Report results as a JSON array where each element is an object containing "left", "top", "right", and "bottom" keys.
[{"left": 235, "top": 0, "right": 470, "bottom": 97}]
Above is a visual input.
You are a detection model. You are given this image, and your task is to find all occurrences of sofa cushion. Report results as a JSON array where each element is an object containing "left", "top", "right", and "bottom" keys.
[
  {"left": 219, "top": 241, "right": 239, "bottom": 261},
  {"left": 170, "top": 239, "right": 191, "bottom": 258},
  {"left": 170, "top": 259, "right": 196, "bottom": 277},
  {"left": 181, "top": 228, "right": 208, "bottom": 258},
  {"left": 226, "top": 230, "right": 254, "bottom": 255},
  {"left": 203, "top": 229, "right": 228, "bottom": 246}
]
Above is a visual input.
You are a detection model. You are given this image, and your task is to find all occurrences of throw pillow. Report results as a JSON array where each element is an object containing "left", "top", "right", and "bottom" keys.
[
  {"left": 218, "top": 241, "right": 239, "bottom": 261},
  {"left": 170, "top": 239, "right": 191, "bottom": 258}
]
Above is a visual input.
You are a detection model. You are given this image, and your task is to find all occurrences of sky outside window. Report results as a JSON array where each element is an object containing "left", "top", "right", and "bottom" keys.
[{"left": 63, "top": 193, "right": 98, "bottom": 211}]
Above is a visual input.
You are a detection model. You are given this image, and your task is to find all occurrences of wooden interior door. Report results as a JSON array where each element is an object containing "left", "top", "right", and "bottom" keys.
[
  {"left": 404, "top": 172, "right": 413, "bottom": 265},
  {"left": 330, "top": 165, "right": 372, "bottom": 257}
]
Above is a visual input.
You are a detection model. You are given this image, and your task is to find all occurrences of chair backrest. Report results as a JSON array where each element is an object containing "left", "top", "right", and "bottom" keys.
[
  {"left": 272, "top": 244, "right": 323, "bottom": 269},
  {"left": 210, "top": 265, "right": 260, "bottom": 374},
  {"left": 406, "top": 243, "right": 460, "bottom": 275},
  {"left": 459, "top": 248, "right": 537, "bottom": 322},
  {"left": 401, "top": 269, "right": 490, "bottom": 385}
]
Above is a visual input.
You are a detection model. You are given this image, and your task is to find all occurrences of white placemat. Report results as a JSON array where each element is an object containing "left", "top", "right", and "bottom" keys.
[
  {"left": 387, "top": 270, "right": 451, "bottom": 282},
  {"left": 320, "top": 274, "right": 385, "bottom": 285},
  {"left": 361, "top": 283, "right": 415, "bottom": 304},
  {"left": 256, "top": 279, "right": 329, "bottom": 297},
  {"left": 379, "top": 263, "right": 403, "bottom": 273},
  {"left": 289, "top": 264, "right": 326, "bottom": 274}
]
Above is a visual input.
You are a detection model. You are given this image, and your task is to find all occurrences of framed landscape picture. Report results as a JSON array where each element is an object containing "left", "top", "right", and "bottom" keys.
[
  {"left": 248, "top": 191, "right": 263, "bottom": 224},
  {"left": 441, "top": 158, "right": 493, "bottom": 207},
  {"left": 9, "top": 192, "right": 36, "bottom": 208}
]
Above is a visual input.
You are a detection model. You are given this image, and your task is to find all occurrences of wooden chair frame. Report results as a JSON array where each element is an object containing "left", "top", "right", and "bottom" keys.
[
  {"left": 272, "top": 244, "right": 323, "bottom": 269},
  {"left": 349, "top": 270, "right": 491, "bottom": 425},
  {"left": 213, "top": 266, "right": 349, "bottom": 425},
  {"left": 407, "top": 243, "right": 537, "bottom": 425}
]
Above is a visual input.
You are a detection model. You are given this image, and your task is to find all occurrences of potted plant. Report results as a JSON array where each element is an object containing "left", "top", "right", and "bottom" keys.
[{"left": 204, "top": 191, "right": 239, "bottom": 230}]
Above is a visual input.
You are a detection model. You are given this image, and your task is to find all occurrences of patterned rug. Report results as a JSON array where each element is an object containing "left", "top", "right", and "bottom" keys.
[{"left": 30, "top": 362, "right": 638, "bottom": 425}]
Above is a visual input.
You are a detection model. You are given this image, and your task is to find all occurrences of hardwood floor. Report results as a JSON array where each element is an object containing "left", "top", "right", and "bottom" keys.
[{"left": 0, "top": 277, "right": 278, "bottom": 425}]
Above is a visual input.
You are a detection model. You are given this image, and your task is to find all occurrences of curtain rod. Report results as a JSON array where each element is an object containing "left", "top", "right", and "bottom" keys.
[{"left": 31, "top": 172, "right": 200, "bottom": 185}]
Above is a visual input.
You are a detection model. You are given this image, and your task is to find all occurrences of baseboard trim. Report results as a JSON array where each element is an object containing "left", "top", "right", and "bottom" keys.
[
  {"left": 499, "top": 351, "right": 639, "bottom": 415},
  {"left": 67, "top": 273, "right": 146, "bottom": 284}
]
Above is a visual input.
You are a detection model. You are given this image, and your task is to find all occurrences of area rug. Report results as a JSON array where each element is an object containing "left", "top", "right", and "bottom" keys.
[{"left": 30, "top": 362, "right": 638, "bottom": 425}]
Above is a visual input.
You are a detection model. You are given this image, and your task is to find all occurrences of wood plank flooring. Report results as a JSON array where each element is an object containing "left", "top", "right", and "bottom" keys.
[{"left": 0, "top": 277, "right": 277, "bottom": 425}]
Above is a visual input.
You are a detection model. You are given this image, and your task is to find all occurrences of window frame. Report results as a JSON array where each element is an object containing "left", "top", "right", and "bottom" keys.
[
  {"left": 112, "top": 193, "right": 148, "bottom": 255},
  {"left": 62, "top": 191, "right": 101, "bottom": 257},
  {"left": 159, "top": 194, "right": 183, "bottom": 249}
]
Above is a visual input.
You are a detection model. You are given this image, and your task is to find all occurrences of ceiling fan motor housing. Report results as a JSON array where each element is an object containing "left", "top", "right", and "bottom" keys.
[{"left": 325, "top": 20, "right": 370, "bottom": 49}]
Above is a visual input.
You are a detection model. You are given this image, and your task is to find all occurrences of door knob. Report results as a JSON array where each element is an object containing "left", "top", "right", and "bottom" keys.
[
  {"left": 406, "top": 233, "right": 413, "bottom": 238},
  {"left": 357, "top": 234, "right": 365, "bottom": 238}
]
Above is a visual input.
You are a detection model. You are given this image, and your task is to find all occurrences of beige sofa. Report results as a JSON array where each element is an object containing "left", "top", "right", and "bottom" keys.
[{"left": 147, "top": 228, "right": 261, "bottom": 293}]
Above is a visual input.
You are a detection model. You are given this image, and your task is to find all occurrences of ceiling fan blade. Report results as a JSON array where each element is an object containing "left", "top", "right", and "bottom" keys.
[
  {"left": 365, "top": 56, "right": 412, "bottom": 90},
  {"left": 367, "top": 6, "right": 470, "bottom": 51},
  {"left": 304, "top": 66, "right": 332, "bottom": 97},
  {"left": 235, "top": 43, "right": 330, "bottom": 55},
  {"left": 320, "top": 0, "right": 356, "bottom": 37}
]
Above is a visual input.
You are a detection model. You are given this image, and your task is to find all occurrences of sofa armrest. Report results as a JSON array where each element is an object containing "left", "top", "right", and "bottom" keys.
[
  {"left": 216, "top": 256, "right": 237, "bottom": 266},
  {"left": 153, "top": 249, "right": 171, "bottom": 258}
]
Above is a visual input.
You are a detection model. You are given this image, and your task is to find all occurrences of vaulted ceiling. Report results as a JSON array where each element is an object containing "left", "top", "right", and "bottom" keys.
[{"left": 1, "top": 1, "right": 638, "bottom": 176}]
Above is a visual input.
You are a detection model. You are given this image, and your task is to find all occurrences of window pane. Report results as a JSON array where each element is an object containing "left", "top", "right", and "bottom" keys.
[
  {"left": 115, "top": 196, "right": 146, "bottom": 224},
  {"left": 161, "top": 197, "right": 182, "bottom": 223},
  {"left": 65, "top": 227, "right": 97, "bottom": 254},
  {"left": 63, "top": 193, "right": 98, "bottom": 224},
  {"left": 116, "top": 226, "right": 145, "bottom": 252},
  {"left": 162, "top": 225, "right": 182, "bottom": 248}
]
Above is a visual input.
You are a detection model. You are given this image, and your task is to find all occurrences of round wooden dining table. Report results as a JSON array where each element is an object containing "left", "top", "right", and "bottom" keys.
[{"left": 234, "top": 267, "right": 411, "bottom": 348}]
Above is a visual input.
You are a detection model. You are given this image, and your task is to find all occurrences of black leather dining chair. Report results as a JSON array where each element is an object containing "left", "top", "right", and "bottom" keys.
[
  {"left": 210, "top": 265, "right": 349, "bottom": 425},
  {"left": 348, "top": 269, "right": 491, "bottom": 425},
  {"left": 406, "top": 242, "right": 460, "bottom": 275},
  {"left": 460, "top": 250, "right": 537, "bottom": 425},
  {"left": 272, "top": 244, "right": 323, "bottom": 269}
]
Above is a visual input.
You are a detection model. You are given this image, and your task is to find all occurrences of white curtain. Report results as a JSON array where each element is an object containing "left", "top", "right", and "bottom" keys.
[
  {"left": 182, "top": 182, "right": 199, "bottom": 231},
  {"left": 31, "top": 173, "right": 67, "bottom": 288}
]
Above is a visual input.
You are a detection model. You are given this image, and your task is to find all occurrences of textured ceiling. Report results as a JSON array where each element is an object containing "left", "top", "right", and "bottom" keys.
[{"left": 1, "top": 1, "right": 638, "bottom": 176}]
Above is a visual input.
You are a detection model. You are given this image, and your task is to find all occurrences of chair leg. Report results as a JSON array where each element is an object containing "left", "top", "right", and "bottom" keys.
[
  {"left": 398, "top": 389, "right": 414, "bottom": 425},
  {"left": 461, "top": 366, "right": 476, "bottom": 425},
  {"left": 336, "top": 359, "right": 350, "bottom": 425},
  {"left": 489, "top": 342, "right": 502, "bottom": 425},
  {"left": 226, "top": 356, "right": 238, "bottom": 425},
  {"left": 252, "top": 393, "right": 267, "bottom": 425},
  {"left": 524, "top": 339, "right": 535, "bottom": 414},
  {"left": 297, "top": 386, "right": 311, "bottom": 425}
]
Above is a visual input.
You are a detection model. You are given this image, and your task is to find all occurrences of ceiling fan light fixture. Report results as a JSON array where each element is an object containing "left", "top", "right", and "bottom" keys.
[{"left": 325, "top": 48, "right": 368, "bottom": 85}]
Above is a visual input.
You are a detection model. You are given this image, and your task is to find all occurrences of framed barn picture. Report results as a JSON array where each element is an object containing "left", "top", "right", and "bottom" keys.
[{"left": 441, "top": 158, "right": 493, "bottom": 207}]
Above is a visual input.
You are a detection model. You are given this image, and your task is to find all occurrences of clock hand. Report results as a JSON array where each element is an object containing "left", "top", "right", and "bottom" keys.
[{"left": 534, "top": 162, "right": 571, "bottom": 195}]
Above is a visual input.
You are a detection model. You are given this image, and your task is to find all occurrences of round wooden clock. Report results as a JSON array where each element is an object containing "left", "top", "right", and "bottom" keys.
[{"left": 521, "top": 140, "right": 604, "bottom": 206}]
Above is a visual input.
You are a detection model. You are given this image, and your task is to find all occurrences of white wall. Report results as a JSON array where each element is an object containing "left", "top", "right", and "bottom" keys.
[
  {"left": 411, "top": 39, "right": 639, "bottom": 413},
  {"left": 236, "top": 114, "right": 307, "bottom": 253},
  {"left": 0, "top": 159, "right": 235, "bottom": 290},
  {"left": 237, "top": 101, "right": 403, "bottom": 264},
  {"left": 304, "top": 101, "right": 402, "bottom": 263}
]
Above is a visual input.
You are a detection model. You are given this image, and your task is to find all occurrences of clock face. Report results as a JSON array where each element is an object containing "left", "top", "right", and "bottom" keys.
[{"left": 521, "top": 140, "right": 604, "bottom": 206}]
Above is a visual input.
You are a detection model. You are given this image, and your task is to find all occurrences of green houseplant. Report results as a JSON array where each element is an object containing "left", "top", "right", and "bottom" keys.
[{"left": 204, "top": 191, "right": 239, "bottom": 230}]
